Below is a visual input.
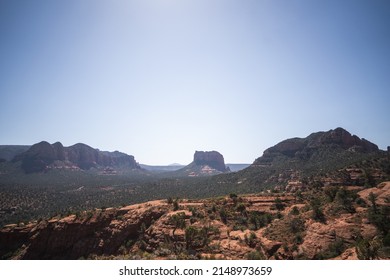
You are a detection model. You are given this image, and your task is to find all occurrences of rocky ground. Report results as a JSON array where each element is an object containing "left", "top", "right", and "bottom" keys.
[{"left": 1, "top": 182, "right": 389, "bottom": 260}]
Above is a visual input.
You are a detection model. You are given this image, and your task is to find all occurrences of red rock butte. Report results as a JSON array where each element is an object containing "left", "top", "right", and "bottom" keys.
[{"left": 193, "top": 150, "right": 228, "bottom": 172}]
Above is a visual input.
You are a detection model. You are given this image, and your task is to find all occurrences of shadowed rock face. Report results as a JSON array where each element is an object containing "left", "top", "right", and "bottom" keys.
[
  {"left": 13, "top": 141, "right": 139, "bottom": 173},
  {"left": 0, "top": 202, "right": 169, "bottom": 259},
  {"left": 311, "top": 127, "right": 378, "bottom": 152},
  {"left": 260, "top": 127, "right": 378, "bottom": 160},
  {"left": 14, "top": 141, "right": 58, "bottom": 173},
  {"left": 194, "top": 151, "right": 228, "bottom": 172}
]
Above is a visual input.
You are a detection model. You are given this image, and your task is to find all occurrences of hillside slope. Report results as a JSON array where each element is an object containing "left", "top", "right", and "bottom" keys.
[
  {"left": 0, "top": 145, "right": 30, "bottom": 161},
  {"left": 1, "top": 182, "right": 389, "bottom": 260},
  {"left": 214, "top": 128, "right": 389, "bottom": 194}
]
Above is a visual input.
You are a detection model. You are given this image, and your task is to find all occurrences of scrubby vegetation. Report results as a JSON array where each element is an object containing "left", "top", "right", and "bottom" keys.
[
  {"left": 2, "top": 178, "right": 390, "bottom": 260},
  {"left": 1, "top": 150, "right": 389, "bottom": 227},
  {"left": 1, "top": 131, "right": 390, "bottom": 259}
]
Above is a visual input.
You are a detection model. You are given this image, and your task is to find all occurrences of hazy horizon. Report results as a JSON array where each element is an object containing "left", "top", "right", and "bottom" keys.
[{"left": 1, "top": 0, "right": 389, "bottom": 165}]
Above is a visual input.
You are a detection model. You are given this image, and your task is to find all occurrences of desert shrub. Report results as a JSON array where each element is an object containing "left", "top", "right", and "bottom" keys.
[
  {"left": 124, "top": 239, "right": 135, "bottom": 248},
  {"left": 248, "top": 212, "right": 274, "bottom": 230},
  {"left": 230, "top": 193, "right": 238, "bottom": 205},
  {"left": 155, "top": 248, "right": 172, "bottom": 257},
  {"left": 86, "top": 211, "right": 93, "bottom": 220},
  {"left": 168, "top": 212, "right": 186, "bottom": 237},
  {"left": 290, "top": 206, "right": 300, "bottom": 216},
  {"left": 229, "top": 193, "right": 237, "bottom": 199},
  {"left": 311, "top": 180, "right": 324, "bottom": 190},
  {"left": 219, "top": 207, "right": 228, "bottom": 224},
  {"left": 272, "top": 197, "right": 285, "bottom": 211},
  {"left": 236, "top": 203, "right": 246, "bottom": 213},
  {"left": 363, "top": 169, "right": 375, "bottom": 188},
  {"left": 236, "top": 216, "right": 248, "bottom": 227},
  {"left": 334, "top": 187, "right": 356, "bottom": 213},
  {"left": 185, "top": 226, "right": 198, "bottom": 249},
  {"left": 356, "top": 238, "right": 381, "bottom": 260},
  {"left": 355, "top": 197, "right": 367, "bottom": 207},
  {"left": 295, "top": 191, "right": 304, "bottom": 202},
  {"left": 315, "top": 238, "right": 345, "bottom": 259},
  {"left": 244, "top": 232, "right": 258, "bottom": 248},
  {"left": 248, "top": 212, "right": 262, "bottom": 230},
  {"left": 367, "top": 193, "right": 390, "bottom": 235},
  {"left": 184, "top": 225, "right": 217, "bottom": 250},
  {"left": 289, "top": 217, "right": 305, "bottom": 234},
  {"left": 294, "top": 233, "right": 303, "bottom": 245},
  {"left": 310, "top": 197, "right": 326, "bottom": 223},
  {"left": 247, "top": 250, "right": 266, "bottom": 260},
  {"left": 173, "top": 199, "right": 179, "bottom": 211},
  {"left": 382, "top": 232, "right": 390, "bottom": 247},
  {"left": 368, "top": 205, "right": 390, "bottom": 235},
  {"left": 189, "top": 206, "right": 204, "bottom": 219},
  {"left": 324, "top": 186, "right": 339, "bottom": 202}
]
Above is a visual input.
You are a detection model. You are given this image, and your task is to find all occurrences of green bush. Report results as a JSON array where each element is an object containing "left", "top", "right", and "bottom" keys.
[
  {"left": 236, "top": 203, "right": 246, "bottom": 213},
  {"left": 356, "top": 238, "right": 381, "bottom": 260},
  {"left": 290, "top": 206, "right": 300, "bottom": 216},
  {"left": 367, "top": 193, "right": 390, "bottom": 235},
  {"left": 310, "top": 197, "right": 326, "bottom": 223},
  {"left": 289, "top": 217, "right": 304, "bottom": 234},
  {"left": 273, "top": 197, "right": 285, "bottom": 211},
  {"left": 173, "top": 199, "right": 179, "bottom": 211},
  {"left": 315, "top": 238, "right": 345, "bottom": 259},
  {"left": 247, "top": 250, "right": 266, "bottom": 260},
  {"left": 219, "top": 207, "right": 228, "bottom": 224}
]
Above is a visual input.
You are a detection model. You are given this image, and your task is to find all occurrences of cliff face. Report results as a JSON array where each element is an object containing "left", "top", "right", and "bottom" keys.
[
  {"left": 174, "top": 151, "right": 230, "bottom": 177},
  {"left": 0, "top": 201, "right": 168, "bottom": 259},
  {"left": 13, "top": 141, "right": 139, "bottom": 173},
  {"left": 14, "top": 141, "right": 59, "bottom": 173},
  {"left": 193, "top": 151, "right": 228, "bottom": 172},
  {"left": 256, "top": 127, "right": 379, "bottom": 164},
  {"left": 308, "top": 127, "right": 378, "bottom": 152}
]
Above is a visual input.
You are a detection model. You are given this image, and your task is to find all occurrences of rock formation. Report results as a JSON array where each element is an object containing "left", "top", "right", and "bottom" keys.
[
  {"left": 0, "top": 201, "right": 168, "bottom": 259},
  {"left": 256, "top": 127, "right": 378, "bottom": 165},
  {"left": 175, "top": 151, "right": 230, "bottom": 176},
  {"left": 1, "top": 183, "right": 389, "bottom": 260},
  {"left": 13, "top": 141, "right": 139, "bottom": 173},
  {"left": 193, "top": 151, "right": 228, "bottom": 172}
]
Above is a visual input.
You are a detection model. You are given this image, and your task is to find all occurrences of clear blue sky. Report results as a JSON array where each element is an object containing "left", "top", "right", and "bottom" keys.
[{"left": 1, "top": 0, "right": 389, "bottom": 165}]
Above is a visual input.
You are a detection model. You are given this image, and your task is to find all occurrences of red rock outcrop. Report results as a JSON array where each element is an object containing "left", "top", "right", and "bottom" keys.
[
  {"left": 262, "top": 128, "right": 378, "bottom": 160},
  {"left": 1, "top": 185, "right": 389, "bottom": 260},
  {"left": 358, "top": 181, "right": 390, "bottom": 206},
  {"left": 0, "top": 201, "right": 168, "bottom": 259},
  {"left": 299, "top": 215, "right": 377, "bottom": 259},
  {"left": 312, "top": 127, "right": 378, "bottom": 152},
  {"left": 13, "top": 141, "right": 140, "bottom": 173},
  {"left": 193, "top": 151, "right": 228, "bottom": 172}
]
